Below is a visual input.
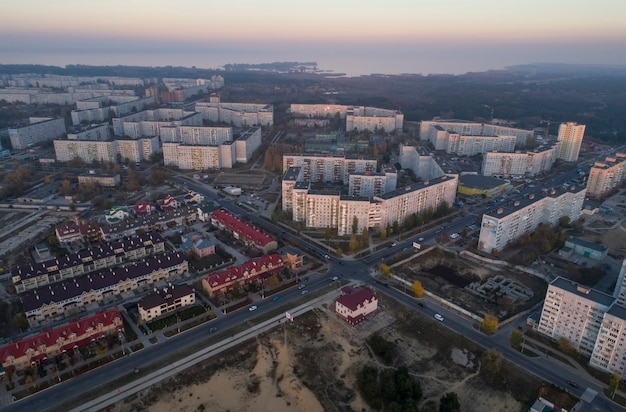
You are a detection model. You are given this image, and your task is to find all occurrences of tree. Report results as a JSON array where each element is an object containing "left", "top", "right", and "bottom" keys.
[
  {"left": 510, "top": 329, "right": 523, "bottom": 351},
  {"left": 58, "top": 179, "right": 72, "bottom": 195},
  {"left": 380, "top": 263, "right": 391, "bottom": 277},
  {"left": 482, "top": 314, "right": 499, "bottom": 333},
  {"left": 480, "top": 349, "right": 503, "bottom": 383},
  {"left": 360, "top": 227, "right": 369, "bottom": 246},
  {"left": 412, "top": 281, "right": 424, "bottom": 298},
  {"left": 610, "top": 372, "right": 621, "bottom": 399},
  {"left": 557, "top": 337, "right": 575, "bottom": 355},
  {"left": 349, "top": 235, "right": 360, "bottom": 253},
  {"left": 336, "top": 247, "right": 343, "bottom": 257},
  {"left": 439, "top": 392, "right": 461, "bottom": 412},
  {"left": 352, "top": 216, "right": 359, "bottom": 235}
]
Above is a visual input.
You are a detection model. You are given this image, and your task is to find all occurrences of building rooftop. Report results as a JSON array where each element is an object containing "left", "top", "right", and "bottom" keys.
[
  {"left": 550, "top": 276, "right": 615, "bottom": 307},
  {"left": 139, "top": 284, "right": 194, "bottom": 311},
  {"left": 336, "top": 287, "right": 377, "bottom": 311},
  {"left": 565, "top": 237, "right": 608, "bottom": 253},
  {"left": 283, "top": 167, "right": 302, "bottom": 181},
  {"left": 237, "top": 127, "right": 261, "bottom": 141},
  {"left": 607, "top": 304, "right": 626, "bottom": 321},
  {"left": 459, "top": 174, "right": 507, "bottom": 190},
  {"left": 210, "top": 209, "right": 276, "bottom": 248},
  {"left": 376, "top": 174, "right": 456, "bottom": 200}
]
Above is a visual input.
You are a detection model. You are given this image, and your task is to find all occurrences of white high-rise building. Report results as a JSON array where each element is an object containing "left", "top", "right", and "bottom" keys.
[
  {"left": 478, "top": 185, "right": 585, "bottom": 253},
  {"left": 557, "top": 122, "right": 585, "bottom": 162},
  {"left": 283, "top": 154, "right": 377, "bottom": 184},
  {"left": 538, "top": 277, "right": 614, "bottom": 356},
  {"left": 9, "top": 117, "right": 66, "bottom": 149},
  {"left": 586, "top": 153, "right": 626, "bottom": 199},
  {"left": 420, "top": 120, "right": 533, "bottom": 150},
  {"left": 481, "top": 145, "right": 558, "bottom": 178},
  {"left": 590, "top": 305, "right": 626, "bottom": 374},
  {"left": 614, "top": 259, "right": 626, "bottom": 306}
]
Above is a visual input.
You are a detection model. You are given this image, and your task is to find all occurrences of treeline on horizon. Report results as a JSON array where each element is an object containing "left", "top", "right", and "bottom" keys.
[{"left": 1, "top": 63, "right": 625, "bottom": 143}]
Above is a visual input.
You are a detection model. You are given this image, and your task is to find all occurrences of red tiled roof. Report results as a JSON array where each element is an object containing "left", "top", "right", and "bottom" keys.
[
  {"left": 210, "top": 209, "right": 276, "bottom": 248},
  {"left": 134, "top": 201, "right": 156, "bottom": 216},
  {"left": 0, "top": 308, "right": 122, "bottom": 363},
  {"left": 336, "top": 287, "right": 377, "bottom": 311},
  {"left": 55, "top": 223, "right": 81, "bottom": 239},
  {"left": 158, "top": 195, "right": 180, "bottom": 210},
  {"left": 205, "top": 254, "right": 283, "bottom": 289}
]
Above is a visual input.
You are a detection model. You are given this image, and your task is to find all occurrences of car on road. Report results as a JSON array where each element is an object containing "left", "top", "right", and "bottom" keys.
[
  {"left": 566, "top": 380, "right": 580, "bottom": 389},
  {"left": 418, "top": 237, "right": 424, "bottom": 242},
  {"left": 209, "top": 327, "right": 218, "bottom": 333},
  {"left": 418, "top": 302, "right": 425, "bottom": 307},
  {"left": 301, "top": 290, "right": 308, "bottom": 295},
  {"left": 298, "top": 283, "right": 306, "bottom": 289},
  {"left": 272, "top": 295, "right": 280, "bottom": 301},
  {"left": 391, "top": 242, "right": 397, "bottom": 247},
  {"left": 434, "top": 313, "right": 444, "bottom": 321},
  {"left": 248, "top": 305, "right": 258, "bottom": 311},
  {"left": 330, "top": 276, "right": 339, "bottom": 281}
]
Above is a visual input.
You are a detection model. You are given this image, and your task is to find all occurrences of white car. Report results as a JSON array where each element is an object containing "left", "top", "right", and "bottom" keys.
[
  {"left": 248, "top": 305, "right": 258, "bottom": 311},
  {"left": 418, "top": 237, "right": 424, "bottom": 242},
  {"left": 301, "top": 290, "right": 308, "bottom": 295},
  {"left": 450, "top": 233, "right": 460, "bottom": 239},
  {"left": 434, "top": 313, "right": 444, "bottom": 321}
]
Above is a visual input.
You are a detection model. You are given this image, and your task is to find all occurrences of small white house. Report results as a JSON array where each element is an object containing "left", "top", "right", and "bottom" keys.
[{"left": 335, "top": 286, "right": 378, "bottom": 325}]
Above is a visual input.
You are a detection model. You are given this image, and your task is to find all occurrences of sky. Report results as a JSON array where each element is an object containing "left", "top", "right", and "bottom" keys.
[{"left": 2, "top": 0, "right": 626, "bottom": 76}]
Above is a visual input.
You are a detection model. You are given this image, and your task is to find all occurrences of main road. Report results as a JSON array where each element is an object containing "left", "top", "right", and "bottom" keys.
[{"left": 5, "top": 175, "right": 621, "bottom": 411}]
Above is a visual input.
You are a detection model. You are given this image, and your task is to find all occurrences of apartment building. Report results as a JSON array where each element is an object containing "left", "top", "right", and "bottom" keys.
[
  {"left": 285, "top": 174, "right": 457, "bottom": 235},
  {"left": 282, "top": 167, "right": 303, "bottom": 211},
  {"left": 345, "top": 106, "right": 403, "bottom": 132},
  {"left": 11, "top": 232, "right": 165, "bottom": 293},
  {"left": 481, "top": 144, "right": 558, "bottom": 177},
  {"left": 71, "top": 96, "right": 156, "bottom": 126},
  {"left": 160, "top": 125, "right": 233, "bottom": 145},
  {"left": 54, "top": 139, "right": 117, "bottom": 163},
  {"left": 195, "top": 94, "right": 273, "bottom": 127},
  {"left": 477, "top": 186, "right": 586, "bottom": 253},
  {"left": 538, "top": 277, "right": 614, "bottom": 356},
  {"left": 163, "top": 143, "right": 222, "bottom": 170},
  {"left": 290, "top": 104, "right": 350, "bottom": 119},
  {"left": 399, "top": 144, "right": 448, "bottom": 180},
  {"left": 9, "top": 117, "right": 66, "bottom": 149},
  {"left": 67, "top": 123, "right": 110, "bottom": 141},
  {"left": 614, "top": 259, "right": 626, "bottom": 307},
  {"left": 586, "top": 153, "right": 626, "bottom": 198},
  {"left": 348, "top": 172, "right": 388, "bottom": 198},
  {"left": 590, "top": 305, "right": 626, "bottom": 374},
  {"left": 115, "top": 136, "right": 160, "bottom": 163},
  {"left": 0, "top": 308, "right": 123, "bottom": 372},
  {"left": 138, "top": 284, "right": 195, "bottom": 322},
  {"left": 446, "top": 134, "right": 517, "bottom": 156},
  {"left": 235, "top": 127, "right": 262, "bottom": 163},
  {"left": 202, "top": 254, "right": 284, "bottom": 297},
  {"left": 112, "top": 108, "right": 202, "bottom": 137},
  {"left": 209, "top": 209, "right": 278, "bottom": 253},
  {"left": 420, "top": 120, "right": 533, "bottom": 150},
  {"left": 283, "top": 154, "right": 377, "bottom": 184},
  {"left": 557, "top": 122, "right": 585, "bottom": 162},
  {"left": 21, "top": 252, "right": 188, "bottom": 326}
]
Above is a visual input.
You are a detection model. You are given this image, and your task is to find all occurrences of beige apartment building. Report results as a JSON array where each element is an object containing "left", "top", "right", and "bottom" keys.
[
  {"left": 538, "top": 277, "right": 615, "bottom": 356},
  {"left": 586, "top": 153, "right": 626, "bottom": 198},
  {"left": 420, "top": 120, "right": 533, "bottom": 150},
  {"left": 590, "top": 305, "right": 626, "bottom": 375},
  {"left": 478, "top": 185, "right": 585, "bottom": 253},
  {"left": 557, "top": 122, "right": 585, "bottom": 162},
  {"left": 283, "top": 154, "right": 377, "bottom": 184},
  {"left": 481, "top": 145, "right": 558, "bottom": 177}
]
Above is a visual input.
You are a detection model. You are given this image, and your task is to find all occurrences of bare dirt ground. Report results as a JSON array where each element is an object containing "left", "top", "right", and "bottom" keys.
[{"left": 105, "top": 297, "right": 539, "bottom": 412}]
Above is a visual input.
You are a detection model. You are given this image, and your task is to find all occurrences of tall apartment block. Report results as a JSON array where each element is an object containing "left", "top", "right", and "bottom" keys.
[
  {"left": 538, "top": 277, "right": 614, "bottom": 356},
  {"left": 586, "top": 153, "right": 626, "bottom": 198},
  {"left": 557, "top": 122, "right": 585, "bottom": 162},
  {"left": 290, "top": 104, "right": 403, "bottom": 132},
  {"left": 590, "top": 305, "right": 626, "bottom": 374},
  {"left": 477, "top": 185, "right": 585, "bottom": 253},
  {"left": 9, "top": 117, "right": 66, "bottom": 149},
  {"left": 283, "top": 154, "right": 377, "bottom": 184}
]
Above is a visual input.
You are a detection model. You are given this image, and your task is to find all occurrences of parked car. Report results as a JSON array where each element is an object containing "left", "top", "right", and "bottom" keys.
[{"left": 248, "top": 305, "right": 258, "bottom": 311}]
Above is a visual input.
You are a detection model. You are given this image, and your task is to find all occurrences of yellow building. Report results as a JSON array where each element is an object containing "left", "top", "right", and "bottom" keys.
[{"left": 457, "top": 174, "right": 509, "bottom": 198}]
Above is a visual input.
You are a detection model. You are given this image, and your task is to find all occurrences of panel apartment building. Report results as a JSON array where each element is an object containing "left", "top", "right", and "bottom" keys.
[
  {"left": 9, "top": 117, "right": 66, "bottom": 149},
  {"left": 420, "top": 120, "right": 534, "bottom": 151},
  {"left": 481, "top": 144, "right": 559, "bottom": 178},
  {"left": 477, "top": 185, "right": 586, "bottom": 253},
  {"left": 195, "top": 94, "right": 273, "bottom": 127},
  {"left": 557, "top": 122, "right": 585, "bottom": 162},
  {"left": 282, "top": 153, "right": 377, "bottom": 184},
  {"left": 290, "top": 104, "right": 403, "bottom": 132},
  {"left": 586, "top": 153, "right": 626, "bottom": 199},
  {"left": 112, "top": 108, "right": 202, "bottom": 138}
]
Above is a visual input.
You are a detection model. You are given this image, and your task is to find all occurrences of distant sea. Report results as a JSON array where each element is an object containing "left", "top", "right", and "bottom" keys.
[{"left": 0, "top": 48, "right": 509, "bottom": 77}]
